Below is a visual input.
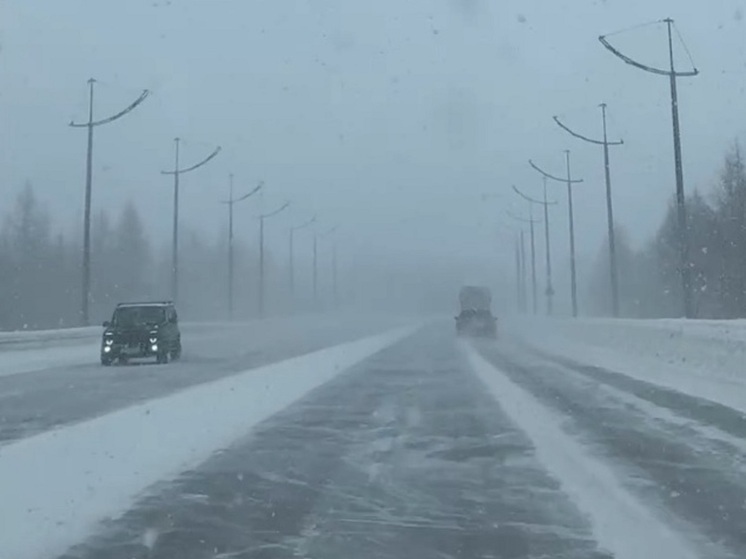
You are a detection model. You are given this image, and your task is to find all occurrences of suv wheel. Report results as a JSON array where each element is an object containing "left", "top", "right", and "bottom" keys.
[
  {"left": 156, "top": 351, "right": 169, "bottom": 365},
  {"left": 101, "top": 356, "right": 113, "bottom": 366}
]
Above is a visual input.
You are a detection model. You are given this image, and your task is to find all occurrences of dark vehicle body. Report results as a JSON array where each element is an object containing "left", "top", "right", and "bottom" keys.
[
  {"left": 455, "top": 286, "right": 497, "bottom": 338},
  {"left": 101, "top": 302, "right": 181, "bottom": 366}
]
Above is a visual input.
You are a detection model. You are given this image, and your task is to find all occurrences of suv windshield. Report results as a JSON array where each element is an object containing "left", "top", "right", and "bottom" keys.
[{"left": 112, "top": 306, "right": 165, "bottom": 328}]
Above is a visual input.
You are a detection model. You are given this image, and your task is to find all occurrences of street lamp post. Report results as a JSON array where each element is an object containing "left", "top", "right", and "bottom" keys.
[
  {"left": 513, "top": 184, "right": 558, "bottom": 315},
  {"left": 529, "top": 157, "right": 583, "bottom": 317},
  {"left": 221, "top": 176, "right": 263, "bottom": 318},
  {"left": 289, "top": 216, "right": 316, "bottom": 303},
  {"left": 313, "top": 231, "right": 318, "bottom": 306},
  {"left": 69, "top": 79, "right": 149, "bottom": 325},
  {"left": 317, "top": 226, "right": 339, "bottom": 309},
  {"left": 258, "top": 201, "right": 290, "bottom": 318},
  {"left": 553, "top": 105, "right": 624, "bottom": 316},
  {"left": 506, "top": 210, "right": 540, "bottom": 314},
  {"left": 599, "top": 19, "right": 698, "bottom": 317},
  {"left": 161, "top": 139, "right": 221, "bottom": 304}
]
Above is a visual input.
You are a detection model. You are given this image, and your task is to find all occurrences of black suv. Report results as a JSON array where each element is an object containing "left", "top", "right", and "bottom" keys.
[{"left": 101, "top": 302, "right": 182, "bottom": 366}]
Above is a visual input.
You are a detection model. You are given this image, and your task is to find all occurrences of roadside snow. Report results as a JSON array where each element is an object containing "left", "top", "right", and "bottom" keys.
[
  {"left": 0, "top": 326, "right": 100, "bottom": 346},
  {"left": 0, "top": 324, "right": 418, "bottom": 559},
  {"left": 521, "top": 349, "right": 746, "bottom": 464},
  {"left": 463, "top": 343, "right": 701, "bottom": 559},
  {"left": 511, "top": 317, "right": 746, "bottom": 415}
]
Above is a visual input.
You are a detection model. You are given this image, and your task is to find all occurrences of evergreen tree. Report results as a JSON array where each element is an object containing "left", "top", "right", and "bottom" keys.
[
  {"left": 713, "top": 143, "right": 746, "bottom": 316},
  {"left": 4, "top": 183, "right": 53, "bottom": 328},
  {"left": 111, "top": 201, "right": 151, "bottom": 301}
]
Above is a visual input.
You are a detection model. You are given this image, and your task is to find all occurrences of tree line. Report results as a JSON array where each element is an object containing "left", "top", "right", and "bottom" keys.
[
  {"left": 586, "top": 142, "right": 746, "bottom": 318},
  {"left": 0, "top": 184, "right": 287, "bottom": 330},
  {"left": 0, "top": 182, "right": 477, "bottom": 331}
]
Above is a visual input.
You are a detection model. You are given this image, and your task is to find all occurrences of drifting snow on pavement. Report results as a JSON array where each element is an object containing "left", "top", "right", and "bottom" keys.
[
  {"left": 7, "top": 319, "right": 746, "bottom": 559},
  {"left": 0, "top": 324, "right": 418, "bottom": 559},
  {"left": 463, "top": 342, "right": 701, "bottom": 559},
  {"left": 61, "top": 326, "right": 609, "bottom": 559}
]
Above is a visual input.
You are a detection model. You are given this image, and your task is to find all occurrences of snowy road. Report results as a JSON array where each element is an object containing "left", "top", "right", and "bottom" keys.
[
  {"left": 0, "top": 316, "right": 410, "bottom": 443},
  {"left": 3, "top": 319, "right": 745, "bottom": 558}
]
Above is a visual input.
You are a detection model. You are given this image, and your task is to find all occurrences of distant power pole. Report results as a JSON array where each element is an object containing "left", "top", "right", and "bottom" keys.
[
  {"left": 333, "top": 239, "right": 338, "bottom": 308},
  {"left": 554, "top": 105, "right": 624, "bottom": 316},
  {"left": 529, "top": 156, "right": 583, "bottom": 317},
  {"left": 506, "top": 210, "right": 538, "bottom": 314},
  {"left": 312, "top": 231, "right": 318, "bottom": 305},
  {"left": 70, "top": 79, "right": 149, "bottom": 325},
  {"left": 221, "top": 176, "right": 263, "bottom": 318},
  {"left": 289, "top": 215, "right": 316, "bottom": 302},
  {"left": 514, "top": 235, "right": 522, "bottom": 311},
  {"left": 258, "top": 201, "right": 290, "bottom": 318},
  {"left": 529, "top": 216, "right": 537, "bottom": 313},
  {"left": 542, "top": 178, "right": 554, "bottom": 316},
  {"left": 511, "top": 185, "right": 557, "bottom": 315},
  {"left": 161, "top": 139, "right": 221, "bottom": 304},
  {"left": 519, "top": 230, "right": 527, "bottom": 312},
  {"left": 318, "top": 226, "right": 339, "bottom": 310},
  {"left": 600, "top": 18, "right": 699, "bottom": 318}
]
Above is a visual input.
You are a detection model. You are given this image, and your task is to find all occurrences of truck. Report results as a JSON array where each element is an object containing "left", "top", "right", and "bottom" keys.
[{"left": 455, "top": 286, "right": 497, "bottom": 338}]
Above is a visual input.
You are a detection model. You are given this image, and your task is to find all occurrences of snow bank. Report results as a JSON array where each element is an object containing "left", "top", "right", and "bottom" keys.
[
  {"left": 510, "top": 317, "right": 746, "bottom": 414},
  {"left": 0, "top": 324, "right": 418, "bottom": 559},
  {"left": 0, "top": 326, "right": 101, "bottom": 346},
  {"left": 463, "top": 343, "right": 700, "bottom": 559}
]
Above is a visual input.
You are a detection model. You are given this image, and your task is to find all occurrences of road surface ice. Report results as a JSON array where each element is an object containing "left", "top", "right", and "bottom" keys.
[{"left": 2, "top": 317, "right": 745, "bottom": 558}]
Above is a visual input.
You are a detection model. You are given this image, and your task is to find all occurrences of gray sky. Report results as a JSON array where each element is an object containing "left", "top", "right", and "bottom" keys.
[{"left": 2, "top": 0, "right": 746, "bottom": 308}]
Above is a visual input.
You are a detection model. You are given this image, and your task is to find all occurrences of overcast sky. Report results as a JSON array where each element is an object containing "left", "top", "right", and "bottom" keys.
[{"left": 2, "top": 0, "right": 746, "bottom": 309}]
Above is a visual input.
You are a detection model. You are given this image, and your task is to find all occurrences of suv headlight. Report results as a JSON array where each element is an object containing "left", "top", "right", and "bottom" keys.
[{"left": 105, "top": 338, "right": 114, "bottom": 346}]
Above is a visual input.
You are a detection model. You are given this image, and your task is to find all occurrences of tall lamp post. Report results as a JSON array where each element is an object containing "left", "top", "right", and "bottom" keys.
[
  {"left": 221, "top": 176, "right": 263, "bottom": 318},
  {"left": 317, "top": 226, "right": 338, "bottom": 309},
  {"left": 506, "top": 210, "right": 540, "bottom": 314},
  {"left": 553, "top": 105, "right": 624, "bottom": 316},
  {"left": 513, "top": 184, "right": 558, "bottom": 315},
  {"left": 289, "top": 215, "right": 316, "bottom": 302},
  {"left": 70, "top": 79, "right": 149, "bottom": 325},
  {"left": 161, "top": 139, "right": 221, "bottom": 303},
  {"left": 258, "top": 201, "right": 290, "bottom": 318},
  {"left": 600, "top": 19, "right": 698, "bottom": 317},
  {"left": 529, "top": 156, "right": 583, "bottom": 317}
]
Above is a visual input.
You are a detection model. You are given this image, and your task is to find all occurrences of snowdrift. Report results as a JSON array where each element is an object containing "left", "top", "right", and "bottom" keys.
[{"left": 511, "top": 316, "right": 746, "bottom": 414}]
